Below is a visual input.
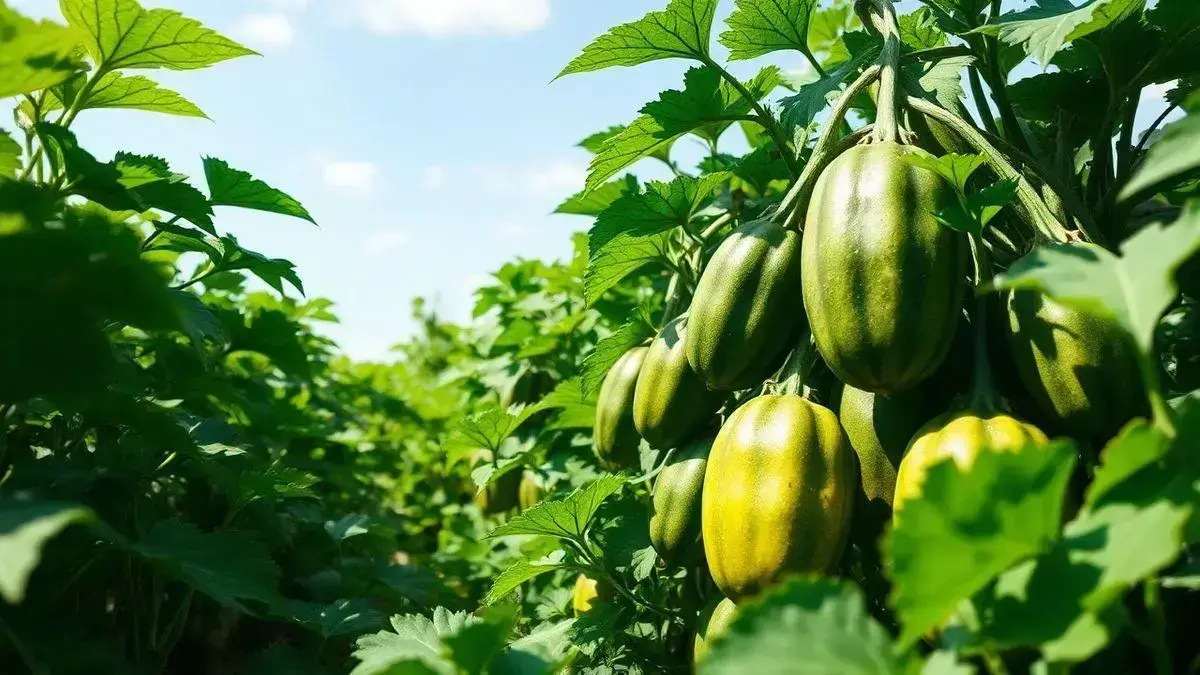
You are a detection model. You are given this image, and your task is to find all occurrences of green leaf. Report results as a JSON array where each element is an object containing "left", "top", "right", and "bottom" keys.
[
  {"left": 905, "top": 152, "right": 987, "bottom": 192},
  {"left": 536, "top": 378, "right": 597, "bottom": 430},
  {"left": 488, "top": 475, "right": 627, "bottom": 540},
  {"left": 902, "top": 55, "right": 972, "bottom": 114},
  {"left": 131, "top": 520, "right": 280, "bottom": 612},
  {"left": 0, "top": 500, "right": 94, "bottom": 604},
  {"left": 1084, "top": 421, "right": 1171, "bottom": 507},
  {"left": 280, "top": 598, "right": 386, "bottom": 638},
  {"left": 443, "top": 606, "right": 518, "bottom": 675},
  {"left": 780, "top": 47, "right": 877, "bottom": 131},
  {"left": 204, "top": 157, "right": 315, "bottom": 223},
  {"left": 325, "top": 515, "right": 371, "bottom": 541},
  {"left": 47, "top": 71, "right": 207, "bottom": 117},
  {"left": 898, "top": 7, "right": 949, "bottom": 50},
  {"left": 1119, "top": 113, "right": 1200, "bottom": 202},
  {"left": 987, "top": 203, "right": 1200, "bottom": 356},
  {"left": 585, "top": 66, "right": 781, "bottom": 191},
  {"left": 217, "top": 234, "right": 305, "bottom": 295},
  {"left": 499, "top": 620, "right": 574, "bottom": 673},
  {"left": 447, "top": 405, "right": 541, "bottom": 457},
  {"left": 61, "top": 0, "right": 257, "bottom": 71},
  {"left": 719, "top": 0, "right": 820, "bottom": 61},
  {"left": 584, "top": 230, "right": 671, "bottom": 306},
  {"left": 581, "top": 321, "right": 655, "bottom": 396},
  {"left": 701, "top": 577, "right": 903, "bottom": 674},
  {"left": 35, "top": 122, "right": 139, "bottom": 212},
  {"left": 0, "top": 129, "right": 20, "bottom": 178},
  {"left": 590, "top": 172, "right": 729, "bottom": 251},
  {"left": 376, "top": 565, "right": 435, "bottom": 605},
  {"left": 921, "top": 652, "right": 977, "bottom": 675},
  {"left": 0, "top": 11, "right": 81, "bottom": 99},
  {"left": 557, "top": 0, "right": 718, "bottom": 77},
  {"left": 578, "top": 125, "right": 627, "bottom": 154},
  {"left": 352, "top": 607, "right": 474, "bottom": 675},
  {"left": 555, "top": 177, "right": 633, "bottom": 217},
  {"left": 978, "top": 412, "right": 1198, "bottom": 662},
  {"left": 886, "top": 441, "right": 1077, "bottom": 647},
  {"left": 970, "top": 0, "right": 1145, "bottom": 67},
  {"left": 483, "top": 551, "right": 570, "bottom": 605}
]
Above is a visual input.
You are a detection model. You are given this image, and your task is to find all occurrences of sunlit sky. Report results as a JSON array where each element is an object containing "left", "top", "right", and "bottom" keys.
[{"left": 10, "top": 0, "right": 1179, "bottom": 361}]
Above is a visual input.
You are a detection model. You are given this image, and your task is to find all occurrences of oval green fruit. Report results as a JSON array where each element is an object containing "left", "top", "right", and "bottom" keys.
[
  {"left": 895, "top": 409, "right": 1048, "bottom": 515},
  {"left": 693, "top": 596, "right": 738, "bottom": 664},
  {"left": 802, "top": 142, "right": 966, "bottom": 394},
  {"left": 686, "top": 219, "right": 805, "bottom": 390},
  {"left": 702, "top": 394, "right": 857, "bottom": 601},
  {"left": 649, "top": 435, "right": 713, "bottom": 566},
  {"left": 1008, "top": 289, "right": 1147, "bottom": 439},
  {"left": 839, "top": 384, "right": 933, "bottom": 511},
  {"left": 594, "top": 346, "right": 650, "bottom": 469},
  {"left": 518, "top": 471, "right": 543, "bottom": 511},
  {"left": 634, "top": 316, "right": 725, "bottom": 449}
]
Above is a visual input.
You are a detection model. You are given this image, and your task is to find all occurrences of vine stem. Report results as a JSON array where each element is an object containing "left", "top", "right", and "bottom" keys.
[
  {"left": 967, "top": 67, "right": 1000, "bottom": 136},
  {"left": 905, "top": 96, "right": 1073, "bottom": 243},
  {"left": 968, "top": 235, "right": 999, "bottom": 412},
  {"left": 573, "top": 535, "right": 681, "bottom": 621},
  {"left": 702, "top": 58, "right": 800, "bottom": 178},
  {"left": 1143, "top": 582, "right": 1173, "bottom": 675},
  {"left": 858, "top": 0, "right": 902, "bottom": 144},
  {"left": 774, "top": 65, "right": 882, "bottom": 228}
]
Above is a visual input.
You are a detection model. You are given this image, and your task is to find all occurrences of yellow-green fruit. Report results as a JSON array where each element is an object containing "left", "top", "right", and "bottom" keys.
[
  {"left": 702, "top": 395, "right": 857, "bottom": 601},
  {"left": 572, "top": 574, "right": 605, "bottom": 614},
  {"left": 634, "top": 316, "right": 725, "bottom": 449},
  {"left": 693, "top": 597, "right": 738, "bottom": 664},
  {"left": 474, "top": 469, "right": 521, "bottom": 514},
  {"left": 1008, "top": 289, "right": 1147, "bottom": 439},
  {"left": 594, "top": 346, "right": 650, "bottom": 468},
  {"left": 649, "top": 436, "right": 713, "bottom": 566},
  {"left": 518, "top": 471, "right": 543, "bottom": 511},
  {"left": 894, "top": 410, "right": 1049, "bottom": 514}
]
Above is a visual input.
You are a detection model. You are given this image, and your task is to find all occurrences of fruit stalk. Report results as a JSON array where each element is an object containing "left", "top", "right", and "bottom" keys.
[{"left": 857, "top": 0, "right": 903, "bottom": 144}]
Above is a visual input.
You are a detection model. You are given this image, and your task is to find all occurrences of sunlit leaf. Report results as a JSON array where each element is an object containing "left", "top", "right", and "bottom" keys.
[
  {"left": 488, "top": 475, "right": 627, "bottom": 540},
  {"left": 0, "top": 501, "right": 94, "bottom": 603},
  {"left": 557, "top": 0, "right": 718, "bottom": 77}
]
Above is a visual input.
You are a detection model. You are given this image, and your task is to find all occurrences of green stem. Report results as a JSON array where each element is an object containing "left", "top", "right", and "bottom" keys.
[
  {"left": 981, "top": 651, "right": 1010, "bottom": 675},
  {"left": 969, "top": 235, "right": 998, "bottom": 413},
  {"left": 771, "top": 333, "right": 817, "bottom": 398},
  {"left": 573, "top": 536, "right": 680, "bottom": 621},
  {"left": 703, "top": 58, "right": 800, "bottom": 178},
  {"left": 859, "top": 0, "right": 903, "bottom": 144},
  {"left": 906, "top": 96, "right": 1072, "bottom": 243},
  {"left": 1116, "top": 94, "right": 1139, "bottom": 179},
  {"left": 968, "top": 67, "right": 1000, "bottom": 136},
  {"left": 1131, "top": 105, "right": 1178, "bottom": 161}
]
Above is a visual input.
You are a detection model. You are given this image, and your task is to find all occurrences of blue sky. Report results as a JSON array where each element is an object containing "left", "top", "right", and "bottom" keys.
[{"left": 10, "top": 0, "right": 1179, "bottom": 361}]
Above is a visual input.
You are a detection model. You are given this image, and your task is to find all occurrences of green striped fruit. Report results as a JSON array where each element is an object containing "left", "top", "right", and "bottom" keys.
[
  {"left": 802, "top": 142, "right": 967, "bottom": 394},
  {"left": 518, "top": 471, "right": 543, "bottom": 511},
  {"left": 594, "top": 346, "right": 650, "bottom": 469},
  {"left": 649, "top": 436, "right": 713, "bottom": 566},
  {"left": 686, "top": 219, "right": 805, "bottom": 391},
  {"left": 895, "top": 410, "right": 1048, "bottom": 515},
  {"left": 634, "top": 316, "right": 725, "bottom": 449},
  {"left": 1008, "top": 290, "right": 1147, "bottom": 439},
  {"left": 693, "top": 596, "right": 738, "bottom": 664},
  {"left": 702, "top": 395, "right": 857, "bottom": 601}
]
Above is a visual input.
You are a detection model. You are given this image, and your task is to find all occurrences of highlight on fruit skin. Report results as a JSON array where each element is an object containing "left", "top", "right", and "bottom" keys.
[
  {"left": 894, "top": 409, "right": 1049, "bottom": 515},
  {"left": 633, "top": 315, "right": 725, "bottom": 450},
  {"left": 649, "top": 435, "right": 714, "bottom": 566},
  {"left": 702, "top": 394, "right": 857, "bottom": 601}
]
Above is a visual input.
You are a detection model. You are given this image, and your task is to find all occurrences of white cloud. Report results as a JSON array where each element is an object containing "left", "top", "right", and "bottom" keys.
[
  {"left": 232, "top": 13, "right": 297, "bottom": 50},
  {"left": 363, "top": 228, "right": 413, "bottom": 255},
  {"left": 268, "top": 0, "right": 309, "bottom": 10},
  {"left": 353, "top": 0, "right": 552, "bottom": 37},
  {"left": 424, "top": 158, "right": 585, "bottom": 199},
  {"left": 495, "top": 220, "right": 538, "bottom": 238},
  {"left": 321, "top": 160, "right": 380, "bottom": 195}
]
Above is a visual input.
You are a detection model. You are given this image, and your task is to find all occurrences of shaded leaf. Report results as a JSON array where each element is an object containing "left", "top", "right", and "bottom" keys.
[
  {"left": 0, "top": 500, "right": 94, "bottom": 604},
  {"left": 581, "top": 321, "right": 655, "bottom": 396}
]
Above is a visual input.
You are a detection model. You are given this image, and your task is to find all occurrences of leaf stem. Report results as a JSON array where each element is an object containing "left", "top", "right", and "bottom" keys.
[
  {"left": 702, "top": 58, "right": 800, "bottom": 178},
  {"left": 1142, "top": 582, "right": 1173, "bottom": 675},
  {"left": 968, "top": 235, "right": 999, "bottom": 412},
  {"left": 1116, "top": 94, "right": 1140, "bottom": 179},
  {"left": 967, "top": 67, "right": 1000, "bottom": 136},
  {"left": 905, "top": 96, "right": 1072, "bottom": 243}
]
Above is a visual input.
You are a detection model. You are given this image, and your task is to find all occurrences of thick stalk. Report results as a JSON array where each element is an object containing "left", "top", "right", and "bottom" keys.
[
  {"left": 1116, "top": 94, "right": 1139, "bottom": 179},
  {"left": 770, "top": 333, "right": 816, "bottom": 398},
  {"left": 859, "top": 0, "right": 903, "bottom": 144},
  {"left": 906, "top": 96, "right": 1072, "bottom": 243}
]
